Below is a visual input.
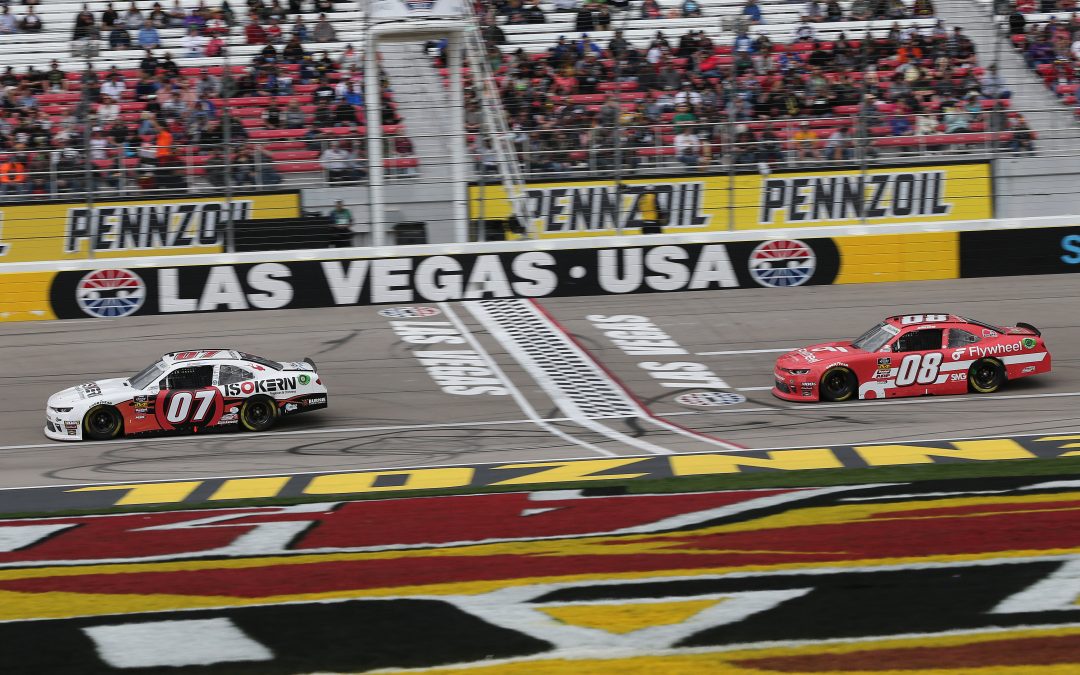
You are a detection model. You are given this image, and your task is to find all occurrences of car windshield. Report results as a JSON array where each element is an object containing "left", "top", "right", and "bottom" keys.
[
  {"left": 852, "top": 322, "right": 900, "bottom": 352},
  {"left": 236, "top": 352, "right": 283, "bottom": 370},
  {"left": 129, "top": 360, "right": 167, "bottom": 389}
]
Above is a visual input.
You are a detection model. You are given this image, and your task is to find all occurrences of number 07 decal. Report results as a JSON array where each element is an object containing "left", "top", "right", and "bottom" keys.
[
  {"left": 894, "top": 353, "right": 943, "bottom": 386},
  {"left": 154, "top": 387, "right": 224, "bottom": 431}
]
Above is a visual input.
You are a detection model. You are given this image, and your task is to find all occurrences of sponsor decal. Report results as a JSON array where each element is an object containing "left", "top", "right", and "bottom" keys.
[
  {"left": 748, "top": 239, "right": 816, "bottom": 287},
  {"left": 74, "top": 269, "right": 146, "bottom": 318},
  {"left": 950, "top": 372, "right": 968, "bottom": 382},
  {"left": 475, "top": 164, "right": 991, "bottom": 239},
  {"left": 1023, "top": 365, "right": 1037, "bottom": 373},
  {"left": 760, "top": 171, "right": 952, "bottom": 224},
  {"left": 0, "top": 477, "right": 1078, "bottom": 672},
  {"left": 983, "top": 329, "right": 999, "bottom": 337},
  {"left": 77, "top": 382, "right": 103, "bottom": 398},
  {"left": 4, "top": 434, "right": 1078, "bottom": 513},
  {"left": 48, "top": 241, "right": 841, "bottom": 320},
  {"left": 63, "top": 421, "right": 78, "bottom": 435},
  {"left": 377, "top": 306, "right": 442, "bottom": 318},
  {"left": 968, "top": 342, "right": 1026, "bottom": 358},
  {"left": 590, "top": 314, "right": 728, "bottom": 389},
  {"left": 306, "top": 396, "right": 327, "bottom": 406},
  {"left": 298, "top": 374, "right": 311, "bottom": 385},
  {"left": 1023, "top": 337, "right": 1037, "bottom": 349},
  {"left": 284, "top": 403, "right": 298, "bottom": 412},
  {"left": 224, "top": 377, "right": 298, "bottom": 396},
  {"left": 673, "top": 392, "right": 746, "bottom": 407},
  {"left": 65, "top": 201, "right": 252, "bottom": 254}
]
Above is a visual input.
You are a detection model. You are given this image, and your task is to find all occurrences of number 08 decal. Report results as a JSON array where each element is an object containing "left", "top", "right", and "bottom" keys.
[
  {"left": 154, "top": 388, "right": 224, "bottom": 431},
  {"left": 894, "top": 353, "right": 943, "bottom": 386}
]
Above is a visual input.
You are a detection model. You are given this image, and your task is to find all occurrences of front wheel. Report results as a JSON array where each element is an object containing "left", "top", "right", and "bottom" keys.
[
  {"left": 820, "top": 367, "right": 857, "bottom": 402},
  {"left": 240, "top": 396, "right": 277, "bottom": 432},
  {"left": 969, "top": 358, "right": 1005, "bottom": 393},
  {"left": 83, "top": 405, "right": 123, "bottom": 440}
]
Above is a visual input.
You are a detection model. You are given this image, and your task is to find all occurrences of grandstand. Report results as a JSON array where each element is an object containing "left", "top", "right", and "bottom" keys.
[{"left": 0, "top": 0, "right": 1073, "bottom": 241}]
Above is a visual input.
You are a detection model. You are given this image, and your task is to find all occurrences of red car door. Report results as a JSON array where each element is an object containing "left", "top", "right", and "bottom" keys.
[
  {"left": 885, "top": 327, "right": 946, "bottom": 397},
  {"left": 155, "top": 365, "right": 223, "bottom": 433}
]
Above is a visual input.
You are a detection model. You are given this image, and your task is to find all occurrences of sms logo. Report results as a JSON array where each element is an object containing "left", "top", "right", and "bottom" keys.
[{"left": 1061, "top": 234, "right": 1080, "bottom": 264}]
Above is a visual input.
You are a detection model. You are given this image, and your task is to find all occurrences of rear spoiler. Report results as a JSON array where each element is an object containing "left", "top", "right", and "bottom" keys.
[{"left": 1015, "top": 322, "right": 1041, "bottom": 337}]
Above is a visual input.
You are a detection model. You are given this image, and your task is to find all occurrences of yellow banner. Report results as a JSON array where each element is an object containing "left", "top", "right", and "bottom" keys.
[
  {"left": 0, "top": 192, "right": 301, "bottom": 263},
  {"left": 0, "top": 271, "right": 56, "bottom": 321},
  {"left": 472, "top": 163, "right": 992, "bottom": 239}
]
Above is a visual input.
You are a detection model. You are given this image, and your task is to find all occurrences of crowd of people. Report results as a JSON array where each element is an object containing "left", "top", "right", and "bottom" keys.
[
  {"left": 469, "top": 2, "right": 1034, "bottom": 174},
  {"left": 0, "top": 0, "right": 1045, "bottom": 196},
  {"left": 0, "top": 0, "right": 385, "bottom": 196}
]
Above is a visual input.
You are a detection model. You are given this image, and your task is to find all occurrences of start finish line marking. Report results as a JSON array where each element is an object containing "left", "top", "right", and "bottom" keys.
[{"left": 0, "top": 434, "right": 1074, "bottom": 512}]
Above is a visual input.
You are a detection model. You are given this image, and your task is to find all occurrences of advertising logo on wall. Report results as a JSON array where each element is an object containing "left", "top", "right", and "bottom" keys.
[
  {"left": 471, "top": 163, "right": 992, "bottom": 239},
  {"left": 48, "top": 239, "right": 841, "bottom": 319},
  {"left": 0, "top": 191, "right": 301, "bottom": 263}
]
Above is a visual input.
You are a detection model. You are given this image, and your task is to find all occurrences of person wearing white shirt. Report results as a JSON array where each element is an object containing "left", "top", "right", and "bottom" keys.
[
  {"left": 182, "top": 28, "right": 207, "bottom": 57},
  {"left": 97, "top": 97, "right": 120, "bottom": 123},
  {"left": 0, "top": 7, "right": 18, "bottom": 34},
  {"left": 101, "top": 79, "right": 126, "bottom": 101},
  {"left": 647, "top": 45, "right": 663, "bottom": 64},
  {"left": 674, "top": 130, "right": 702, "bottom": 166},
  {"left": 795, "top": 19, "right": 815, "bottom": 41},
  {"left": 673, "top": 88, "right": 702, "bottom": 107}
]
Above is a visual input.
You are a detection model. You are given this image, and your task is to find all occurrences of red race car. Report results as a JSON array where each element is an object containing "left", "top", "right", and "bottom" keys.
[{"left": 773, "top": 314, "right": 1051, "bottom": 402}]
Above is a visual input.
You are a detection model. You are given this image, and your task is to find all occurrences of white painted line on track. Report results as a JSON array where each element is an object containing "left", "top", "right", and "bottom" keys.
[
  {"left": 658, "top": 389, "right": 1080, "bottom": 415},
  {"left": 697, "top": 348, "right": 797, "bottom": 356},
  {"left": 0, "top": 416, "right": 581, "bottom": 453},
  {"left": 439, "top": 302, "right": 619, "bottom": 458},
  {"left": 467, "top": 300, "right": 676, "bottom": 456}
]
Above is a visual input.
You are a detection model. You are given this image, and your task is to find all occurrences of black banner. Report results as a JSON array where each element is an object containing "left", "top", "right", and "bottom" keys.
[
  {"left": 960, "top": 226, "right": 1080, "bottom": 278},
  {"left": 49, "top": 239, "right": 840, "bottom": 320}
]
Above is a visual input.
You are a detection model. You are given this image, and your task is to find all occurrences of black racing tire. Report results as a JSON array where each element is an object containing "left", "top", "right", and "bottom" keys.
[
  {"left": 969, "top": 358, "right": 1006, "bottom": 394},
  {"left": 820, "top": 367, "right": 858, "bottom": 402},
  {"left": 240, "top": 396, "right": 278, "bottom": 432},
  {"left": 83, "top": 405, "right": 123, "bottom": 440}
]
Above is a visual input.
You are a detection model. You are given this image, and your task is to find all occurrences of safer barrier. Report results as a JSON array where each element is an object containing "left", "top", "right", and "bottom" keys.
[{"left": 5, "top": 216, "right": 1080, "bottom": 323}]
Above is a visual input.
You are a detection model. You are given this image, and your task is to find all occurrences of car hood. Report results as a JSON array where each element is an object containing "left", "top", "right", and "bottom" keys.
[
  {"left": 49, "top": 377, "right": 133, "bottom": 407},
  {"left": 776, "top": 341, "right": 860, "bottom": 369}
]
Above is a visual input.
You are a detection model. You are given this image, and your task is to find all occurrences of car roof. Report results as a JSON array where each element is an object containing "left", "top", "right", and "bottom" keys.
[
  {"left": 884, "top": 314, "right": 969, "bottom": 328},
  {"left": 162, "top": 349, "right": 241, "bottom": 364}
]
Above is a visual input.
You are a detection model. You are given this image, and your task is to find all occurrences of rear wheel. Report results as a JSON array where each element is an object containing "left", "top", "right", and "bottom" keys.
[
  {"left": 83, "top": 405, "right": 123, "bottom": 440},
  {"left": 240, "top": 396, "right": 277, "bottom": 432},
  {"left": 820, "top": 367, "right": 857, "bottom": 402},
  {"left": 969, "top": 358, "right": 1005, "bottom": 393}
]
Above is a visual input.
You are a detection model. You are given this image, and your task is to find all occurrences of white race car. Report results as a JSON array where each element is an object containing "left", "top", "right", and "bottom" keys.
[{"left": 45, "top": 349, "right": 328, "bottom": 441}]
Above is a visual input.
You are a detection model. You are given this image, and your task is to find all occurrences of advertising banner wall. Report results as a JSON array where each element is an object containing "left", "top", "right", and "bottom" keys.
[
  {"left": 0, "top": 191, "right": 301, "bottom": 264},
  {"left": 960, "top": 225, "right": 1080, "bottom": 278},
  {"left": 470, "top": 162, "right": 993, "bottom": 239},
  {"left": 46, "top": 239, "right": 843, "bottom": 320}
]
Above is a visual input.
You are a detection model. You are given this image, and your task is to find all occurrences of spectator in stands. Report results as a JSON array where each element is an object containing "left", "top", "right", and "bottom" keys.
[
  {"left": 681, "top": 0, "right": 702, "bottom": 17},
  {"left": 742, "top": 0, "right": 763, "bottom": 23},
  {"left": 46, "top": 61, "right": 67, "bottom": 92},
  {"left": 311, "top": 13, "right": 335, "bottom": 43},
  {"left": 253, "top": 144, "right": 282, "bottom": 185},
  {"left": 266, "top": 17, "right": 284, "bottom": 44},
  {"left": 283, "top": 99, "right": 306, "bottom": 128},
  {"left": 1008, "top": 4, "right": 1026, "bottom": 35},
  {"left": 20, "top": 7, "right": 41, "bottom": 32},
  {"left": 138, "top": 19, "right": 161, "bottom": 49},
  {"left": 321, "top": 140, "right": 353, "bottom": 182},
  {"left": 204, "top": 147, "right": 227, "bottom": 187},
  {"left": 0, "top": 153, "right": 28, "bottom": 195},
  {"left": 289, "top": 14, "right": 309, "bottom": 42},
  {"left": 674, "top": 127, "right": 702, "bottom": 167},
  {"left": 110, "top": 23, "right": 133, "bottom": 49},
  {"left": 1009, "top": 116, "right": 1035, "bottom": 153},
  {"left": 72, "top": 5, "right": 97, "bottom": 40},
  {"left": 824, "top": 127, "right": 852, "bottom": 160},
  {"left": 981, "top": 64, "right": 1011, "bottom": 98},
  {"left": 795, "top": 19, "right": 815, "bottom": 42},
  {"left": 266, "top": 0, "right": 287, "bottom": 21},
  {"left": 314, "top": 0, "right": 334, "bottom": 12},
  {"left": 913, "top": 0, "right": 935, "bottom": 16},
  {"left": 0, "top": 6, "right": 18, "bottom": 34},
  {"left": 101, "top": 72, "right": 126, "bottom": 100},
  {"left": 167, "top": 0, "right": 186, "bottom": 27},
  {"left": 149, "top": 3, "right": 169, "bottom": 27},
  {"left": 160, "top": 52, "right": 180, "bottom": 78},
  {"left": 640, "top": 0, "right": 662, "bottom": 19},
  {"left": 803, "top": 0, "right": 824, "bottom": 22},
  {"left": 207, "top": 32, "right": 226, "bottom": 56},
  {"left": 848, "top": 0, "right": 872, "bottom": 20},
  {"left": 246, "top": 18, "right": 267, "bottom": 44},
  {"left": 824, "top": 0, "right": 844, "bottom": 21},
  {"left": 124, "top": 1, "right": 144, "bottom": 29},
  {"left": 135, "top": 74, "right": 159, "bottom": 101},
  {"left": 791, "top": 121, "right": 819, "bottom": 161},
  {"left": 183, "top": 27, "right": 207, "bottom": 56},
  {"left": 102, "top": 3, "right": 121, "bottom": 28}
]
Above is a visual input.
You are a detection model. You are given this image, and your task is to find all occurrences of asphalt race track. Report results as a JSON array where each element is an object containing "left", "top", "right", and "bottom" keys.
[{"left": 2, "top": 273, "right": 1079, "bottom": 489}]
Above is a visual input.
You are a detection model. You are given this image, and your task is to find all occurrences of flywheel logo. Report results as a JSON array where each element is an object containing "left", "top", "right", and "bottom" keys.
[
  {"left": 75, "top": 268, "right": 146, "bottom": 318},
  {"left": 748, "top": 239, "right": 817, "bottom": 288}
]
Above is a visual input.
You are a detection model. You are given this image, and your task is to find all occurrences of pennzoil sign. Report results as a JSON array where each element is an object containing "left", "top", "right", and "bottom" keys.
[{"left": 471, "top": 162, "right": 991, "bottom": 239}]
